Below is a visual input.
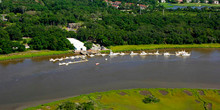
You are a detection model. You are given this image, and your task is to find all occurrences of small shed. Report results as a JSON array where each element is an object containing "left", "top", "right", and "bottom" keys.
[{"left": 67, "top": 38, "right": 87, "bottom": 51}]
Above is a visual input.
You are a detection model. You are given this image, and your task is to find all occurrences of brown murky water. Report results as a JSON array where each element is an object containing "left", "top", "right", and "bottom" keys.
[{"left": 0, "top": 48, "right": 220, "bottom": 110}]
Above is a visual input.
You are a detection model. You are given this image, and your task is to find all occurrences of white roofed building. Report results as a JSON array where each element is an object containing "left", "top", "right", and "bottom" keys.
[{"left": 67, "top": 38, "right": 87, "bottom": 51}]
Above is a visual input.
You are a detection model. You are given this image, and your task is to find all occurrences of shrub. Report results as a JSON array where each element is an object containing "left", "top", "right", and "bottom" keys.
[
  {"left": 23, "top": 39, "right": 27, "bottom": 44},
  {"left": 142, "top": 96, "right": 160, "bottom": 104},
  {"left": 56, "top": 101, "right": 94, "bottom": 110},
  {"left": 76, "top": 102, "right": 94, "bottom": 110},
  {"left": 84, "top": 41, "right": 93, "bottom": 50},
  {"left": 56, "top": 101, "right": 76, "bottom": 110}
]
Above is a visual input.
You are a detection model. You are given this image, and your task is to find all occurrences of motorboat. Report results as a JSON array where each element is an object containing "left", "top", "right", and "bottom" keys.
[
  {"left": 49, "top": 58, "right": 54, "bottom": 62},
  {"left": 75, "top": 56, "right": 80, "bottom": 59},
  {"left": 175, "top": 52, "right": 181, "bottom": 56},
  {"left": 101, "top": 54, "right": 106, "bottom": 56},
  {"left": 154, "top": 51, "right": 159, "bottom": 55},
  {"left": 70, "top": 56, "right": 75, "bottom": 59},
  {"left": 130, "top": 51, "right": 138, "bottom": 56},
  {"left": 80, "top": 55, "right": 86, "bottom": 59},
  {"left": 119, "top": 52, "right": 125, "bottom": 56},
  {"left": 163, "top": 52, "right": 170, "bottom": 56},
  {"left": 65, "top": 57, "right": 70, "bottom": 59},
  {"left": 148, "top": 53, "right": 153, "bottom": 55},
  {"left": 95, "top": 53, "right": 102, "bottom": 56},
  {"left": 176, "top": 50, "right": 190, "bottom": 56},
  {"left": 109, "top": 50, "right": 118, "bottom": 56},
  {"left": 140, "top": 51, "right": 147, "bottom": 56},
  {"left": 58, "top": 63, "right": 66, "bottom": 66},
  {"left": 58, "top": 58, "right": 64, "bottom": 61},
  {"left": 182, "top": 52, "right": 191, "bottom": 57},
  {"left": 89, "top": 54, "right": 95, "bottom": 57}
]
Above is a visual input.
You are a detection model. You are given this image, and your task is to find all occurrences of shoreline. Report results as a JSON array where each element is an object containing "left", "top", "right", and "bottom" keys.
[
  {"left": 25, "top": 88, "right": 220, "bottom": 110},
  {"left": 1, "top": 44, "right": 220, "bottom": 61}
]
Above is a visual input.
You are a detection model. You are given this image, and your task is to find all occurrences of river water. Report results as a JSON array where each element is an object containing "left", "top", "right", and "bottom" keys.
[{"left": 0, "top": 48, "right": 220, "bottom": 110}]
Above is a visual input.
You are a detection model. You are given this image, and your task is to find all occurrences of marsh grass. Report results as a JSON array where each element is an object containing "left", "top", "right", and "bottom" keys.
[
  {"left": 0, "top": 50, "right": 72, "bottom": 61},
  {"left": 25, "top": 88, "right": 220, "bottom": 110},
  {"left": 101, "top": 44, "right": 220, "bottom": 53}
]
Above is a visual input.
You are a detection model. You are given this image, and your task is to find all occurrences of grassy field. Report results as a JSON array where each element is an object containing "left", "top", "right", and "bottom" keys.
[
  {"left": 0, "top": 50, "right": 72, "bottom": 61},
  {"left": 25, "top": 88, "right": 220, "bottom": 110},
  {"left": 101, "top": 44, "right": 220, "bottom": 52},
  {"left": 160, "top": 3, "right": 220, "bottom": 8}
]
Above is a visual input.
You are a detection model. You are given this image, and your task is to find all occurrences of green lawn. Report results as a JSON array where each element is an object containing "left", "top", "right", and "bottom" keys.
[
  {"left": 25, "top": 88, "right": 220, "bottom": 110},
  {"left": 0, "top": 50, "right": 72, "bottom": 61},
  {"left": 101, "top": 44, "right": 220, "bottom": 52}
]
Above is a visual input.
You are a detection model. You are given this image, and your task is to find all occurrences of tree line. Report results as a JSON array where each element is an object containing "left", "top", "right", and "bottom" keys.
[{"left": 0, "top": 0, "right": 219, "bottom": 54}]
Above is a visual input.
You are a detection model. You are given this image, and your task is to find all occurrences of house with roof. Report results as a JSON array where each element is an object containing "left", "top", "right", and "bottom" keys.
[
  {"left": 67, "top": 38, "right": 87, "bottom": 51},
  {"left": 112, "top": 5, "right": 119, "bottom": 9},
  {"left": 113, "top": 1, "right": 122, "bottom": 5},
  {"left": 138, "top": 4, "right": 148, "bottom": 10},
  {"left": 213, "top": 0, "right": 219, "bottom": 4},
  {"left": 161, "top": 0, "right": 166, "bottom": 3},
  {"left": 66, "top": 23, "right": 82, "bottom": 32},
  {"left": 1, "top": 14, "right": 8, "bottom": 21},
  {"left": 176, "top": 0, "right": 183, "bottom": 3},
  {"left": 186, "top": 0, "right": 192, "bottom": 3}
]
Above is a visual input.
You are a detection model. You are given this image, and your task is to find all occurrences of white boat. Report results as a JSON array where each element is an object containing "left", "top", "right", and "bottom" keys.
[
  {"left": 59, "top": 63, "right": 66, "bottom": 66},
  {"left": 70, "top": 56, "right": 75, "bottom": 59},
  {"left": 52, "top": 58, "right": 59, "bottom": 62},
  {"left": 68, "top": 61, "right": 73, "bottom": 63},
  {"left": 140, "top": 51, "right": 147, "bottom": 56},
  {"left": 130, "top": 51, "right": 138, "bottom": 56},
  {"left": 154, "top": 51, "right": 159, "bottom": 55},
  {"left": 49, "top": 58, "right": 54, "bottom": 62},
  {"left": 148, "top": 53, "right": 153, "bottom": 55},
  {"left": 175, "top": 52, "right": 181, "bottom": 56},
  {"left": 101, "top": 54, "right": 106, "bottom": 56},
  {"left": 89, "top": 54, "right": 95, "bottom": 57},
  {"left": 175, "top": 50, "right": 190, "bottom": 56},
  {"left": 182, "top": 52, "right": 191, "bottom": 57},
  {"left": 75, "top": 56, "right": 80, "bottom": 59},
  {"left": 65, "top": 57, "right": 70, "bottom": 59},
  {"left": 95, "top": 53, "right": 102, "bottom": 56},
  {"left": 163, "top": 52, "right": 170, "bottom": 56},
  {"left": 58, "top": 58, "right": 64, "bottom": 61},
  {"left": 119, "top": 52, "right": 125, "bottom": 56},
  {"left": 109, "top": 51, "right": 118, "bottom": 56},
  {"left": 115, "top": 53, "right": 120, "bottom": 55},
  {"left": 80, "top": 55, "right": 86, "bottom": 59}
]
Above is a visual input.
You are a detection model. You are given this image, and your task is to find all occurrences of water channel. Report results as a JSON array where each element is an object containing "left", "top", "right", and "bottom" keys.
[{"left": 0, "top": 48, "right": 220, "bottom": 110}]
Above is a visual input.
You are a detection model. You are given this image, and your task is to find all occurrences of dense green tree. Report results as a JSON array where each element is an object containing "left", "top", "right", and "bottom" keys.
[
  {"left": 84, "top": 41, "right": 93, "bottom": 49},
  {"left": 5, "top": 25, "right": 23, "bottom": 40},
  {"left": 0, "top": 28, "right": 10, "bottom": 40}
]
